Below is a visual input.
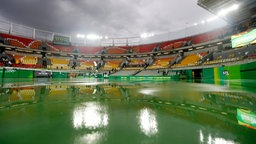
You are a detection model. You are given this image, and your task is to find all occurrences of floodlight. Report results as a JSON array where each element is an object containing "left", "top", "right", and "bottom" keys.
[
  {"left": 140, "top": 33, "right": 147, "bottom": 38},
  {"left": 218, "top": 4, "right": 239, "bottom": 16},
  {"left": 87, "top": 34, "right": 101, "bottom": 40},
  {"left": 231, "top": 4, "right": 239, "bottom": 10},
  {"left": 77, "top": 34, "right": 85, "bottom": 38},
  {"left": 206, "top": 16, "right": 217, "bottom": 22},
  {"left": 140, "top": 33, "right": 154, "bottom": 38},
  {"left": 218, "top": 9, "right": 228, "bottom": 16}
]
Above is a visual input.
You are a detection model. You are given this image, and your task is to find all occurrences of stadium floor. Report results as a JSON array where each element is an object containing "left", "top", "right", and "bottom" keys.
[{"left": 0, "top": 78, "right": 256, "bottom": 144}]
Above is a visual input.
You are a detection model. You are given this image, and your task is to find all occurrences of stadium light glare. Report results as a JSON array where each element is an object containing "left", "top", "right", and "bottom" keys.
[
  {"left": 201, "top": 20, "right": 205, "bottom": 24},
  {"left": 231, "top": 4, "right": 239, "bottom": 10},
  {"left": 140, "top": 33, "right": 147, "bottom": 38},
  {"left": 194, "top": 23, "right": 198, "bottom": 26},
  {"left": 87, "top": 34, "right": 102, "bottom": 40},
  {"left": 206, "top": 16, "right": 218, "bottom": 22},
  {"left": 140, "top": 33, "right": 154, "bottom": 38},
  {"left": 218, "top": 10, "right": 228, "bottom": 16},
  {"left": 105, "top": 36, "right": 108, "bottom": 39},
  {"left": 77, "top": 34, "right": 85, "bottom": 38},
  {"left": 218, "top": 4, "right": 239, "bottom": 16}
]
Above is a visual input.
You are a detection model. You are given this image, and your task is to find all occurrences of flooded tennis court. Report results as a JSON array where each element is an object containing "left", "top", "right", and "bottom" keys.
[{"left": 0, "top": 78, "right": 256, "bottom": 144}]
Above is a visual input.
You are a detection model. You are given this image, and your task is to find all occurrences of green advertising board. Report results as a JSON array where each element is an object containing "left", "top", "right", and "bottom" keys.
[
  {"left": 19, "top": 69, "right": 34, "bottom": 78},
  {"left": 4, "top": 68, "right": 19, "bottom": 78},
  {"left": 202, "top": 68, "right": 214, "bottom": 84},
  {"left": 3, "top": 68, "right": 34, "bottom": 79},
  {"left": 231, "top": 28, "right": 256, "bottom": 48},
  {"left": 237, "top": 108, "right": 256, "bottom": 130},
  {"left": 0, "top": 68, "right": 3, "bottom": 81},
  {"left": 52, "top": 72, "right": 68, "bottom": 78}
]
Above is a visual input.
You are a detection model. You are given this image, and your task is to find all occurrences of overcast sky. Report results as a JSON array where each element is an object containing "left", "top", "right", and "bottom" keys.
[{"left": 0, "top": 0, "right": 226, "bottom": 37}]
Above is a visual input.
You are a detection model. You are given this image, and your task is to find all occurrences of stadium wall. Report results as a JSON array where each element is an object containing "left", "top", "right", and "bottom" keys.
[
  {"left": 109, "top": 61, "right": 256, "bottom": 87},
  {"left": 0, "top": 68, "right": 3, "bottom": 81},
  {"left": 3, "top": 68, "right": 34, "bottom": 78},
  {"left": 169, "top": 61, "right": 256, "bottom": 87},
  {"left": 0, "top": 61, "right": 255, "bottom": 87}
]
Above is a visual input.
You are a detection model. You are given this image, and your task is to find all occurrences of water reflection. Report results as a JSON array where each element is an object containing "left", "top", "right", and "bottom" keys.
[
  {"left": 73, "top": 102, "right": 109, "bottom": 130},
  {"left": 72, "top": 102, "right": 108, "bottom": 144},
  {"left": 1, "top": 81, "right": 256, "bottom": 116},
  {"left": 74, "top": 132, "right": 106, "bottom": 144},
  {"left": 138, "top": 108, "right": 158, "bottom": 136},
  {"left": 0, "top": 80, "right": 256, "bottom": 143},
  {"left": 199, "top": 129, "right": 237, "bottom": 144}
]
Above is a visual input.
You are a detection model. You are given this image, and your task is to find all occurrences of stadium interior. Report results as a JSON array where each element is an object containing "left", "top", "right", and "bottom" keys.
[
  {"left": 1, "top": 0, "right": 256, "bottom": 143},
  {"left": 0, "top": 14, "right": 256, "bottom": 79}
]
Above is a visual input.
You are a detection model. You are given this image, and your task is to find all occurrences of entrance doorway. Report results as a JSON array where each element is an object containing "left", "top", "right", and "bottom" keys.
[{"left": 192, "top": 69, "right": 202, "bottom": 82}]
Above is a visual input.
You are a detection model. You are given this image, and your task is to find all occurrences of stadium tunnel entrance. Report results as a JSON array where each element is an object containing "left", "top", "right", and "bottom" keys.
[{"left": 192, "top": 69, "right": 202, "bottom": 82}]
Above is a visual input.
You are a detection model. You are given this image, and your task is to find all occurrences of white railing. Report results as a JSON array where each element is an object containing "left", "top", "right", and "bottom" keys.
[{"left": 0, "top": 19, "right": 228, "bottom": 46}]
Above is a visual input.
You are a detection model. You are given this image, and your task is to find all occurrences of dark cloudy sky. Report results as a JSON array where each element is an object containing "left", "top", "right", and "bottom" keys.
[{"left": 0, "top": 0, "right": 226, "bottom": 37}]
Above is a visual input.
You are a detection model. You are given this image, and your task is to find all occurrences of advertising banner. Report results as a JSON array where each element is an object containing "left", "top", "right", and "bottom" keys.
[
  {"left": 231, "top": 29, "right": 256, "bottom": 48},
  {"left": 237, "top": 108, "right": 256, "bottom": 130}
]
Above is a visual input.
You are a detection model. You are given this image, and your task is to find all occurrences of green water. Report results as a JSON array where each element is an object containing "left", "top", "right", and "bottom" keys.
[{"left": 0, "top": 79, "right": 256, "bottom": 144}]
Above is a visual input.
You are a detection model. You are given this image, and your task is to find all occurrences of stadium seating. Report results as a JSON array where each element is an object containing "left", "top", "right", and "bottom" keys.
[
  {"left": 192, "top": 29, "right": 225, "bottom": 44},
  {"left": 102, "top": 60, "right": 122, "bottom": 70},
  {"left": 147, "top": 57, "right": 174, "bottom": 69},
  {"left": 160, "top": 37, "right": 191, "bottom": 51},
  {"left": 76, "top": 46, "right": 103, "bottom": 54},
  {"left": 173, "top": 41, "right": 185, "bottom": 49},
  {"left": 199, "top": 52, "right": 208, "bottom": 58},
  {"left": 1, "top": 18, "right": 256, "bottom": 73},
  {"left": 78, "top": 60, "right": 95, "bottom": 70},
  {"left": 29, "top": 40, "right": 42, "bottom": 49},
  {"left": 127, "top": 59, "right": 146, "bottom": 68},
  {"left": 0, "top": 27, "right": 224, "bottom": 55},
  {"left": 48, "top": 57, "right": 70, "bottom": 69},
  {"left": 20, "top": 56, "right": 38, "bottom": 66},
  {"left": 47, "top": 43, "right": 60, "bottom": 52},
  {"left": 1, "top": 33, "right": 42, "bottom": 49},
  {"left": 106, "top": 47, "right": 127, "bottom": 54},
  {"left": 174, "top": 53, "right": 201, "bottom": 67},
  {"left": 47, "top": 43, "right": 74, "bottom": 52},
  {"left": 132, "top": 44, "right": 157, "bottom": 53},
  {"left": 119, "top": 46, "right": 131, "bottom": 51},
  {"left": 13, "top": 55, "right": 23, "bottom": 64},
  {"left": 11, "top": 54, "right": 39, "bottom": 68},
  {"left": 161, "top": 44, "right": 173, "bottom": 51},
  {"left": 8, "top": 39, "right": 26, "bottom": 48}
]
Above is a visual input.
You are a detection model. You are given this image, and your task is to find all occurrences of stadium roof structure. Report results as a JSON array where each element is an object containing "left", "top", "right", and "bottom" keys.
[{"left": 198, "top": 0, "right": 256, "bottom": 24}]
